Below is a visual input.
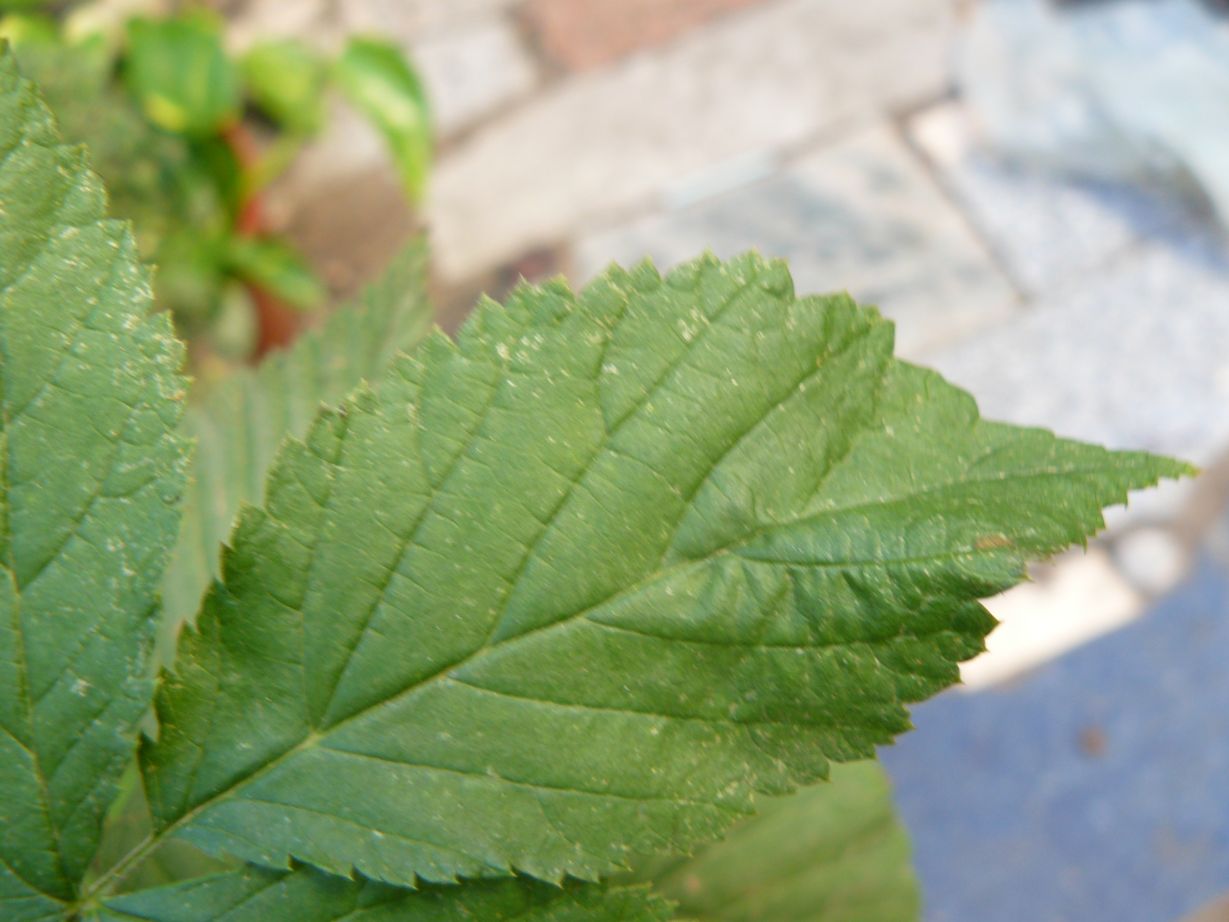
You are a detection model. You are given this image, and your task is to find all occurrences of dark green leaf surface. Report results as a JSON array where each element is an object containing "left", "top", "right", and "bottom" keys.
[
  {"left": 0, "top": 49, "right": 188, "bottom": 916},
  {"left": 99, "top": 867, "right": 669, "bottom": 921},
  {"left": 141, "top": 253, "right": 1187, "bottom": 889},
  {"left": 158, "top": 243, "right": 432, "bottom": 643},
  {"left": 638, "top": 762, "right": 918, "bottom": 921}
]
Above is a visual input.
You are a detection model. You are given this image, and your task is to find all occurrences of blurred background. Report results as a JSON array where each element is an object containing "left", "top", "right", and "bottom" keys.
[{"left": 8, "top": 0, "right": 1229, "bottom": 918}]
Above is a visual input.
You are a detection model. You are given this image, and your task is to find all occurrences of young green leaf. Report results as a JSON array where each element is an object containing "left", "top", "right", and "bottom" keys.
[
  {"left": 240, "top": 39, "right": 328, "bottom": 136},
  {"left": 335, "top": 37, "right": 432, "bottom": 202},
  {"left": 124, "top": 15, "right": 239, "bottom": 137},
  {"left": 137, "top": 252, "right": 1186, "bottom": 890},
  {"left": 0, "top": 48, "right": 188, "bottom": 915},
  {"left": 0, "top": 11, "right": 58, "bottom": 46},
  {"left": 97, "top": 868, "right": 670, "bottom": 922},
  {"left": 159, "top": 243, "right": 432, "bottom": 644},
  {"left": 222, "top": 236, "right": 326, "bottom": 311},
  {"left": 636, "top": 762, "right": 919, "bottom": 921}
]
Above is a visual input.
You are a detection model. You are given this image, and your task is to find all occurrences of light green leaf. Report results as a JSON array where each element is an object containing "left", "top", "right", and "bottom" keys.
[
  {"left": 335, "top": 37, "right": 431, "bottom": 202},
  {"left": 0, "top": 1, "right": 54, "bottom": 15},
  {"left": 0, "top": 12, "right": 58, "bottom": 46},
  {"left": 98, "top": 867, "right": 670, "bottom": 921},
  {"left": 139, "top": 253, "right": 1187, "bottom": 890},
  {"left": 0, "top": 49, "right": 188, "bottom": 915},
  {"left": 124, "top": 15, "right": 239, "bottom": 137},
  {"left": 240, "top": 39, "right": 328, "bottom": 136},
  {"left": 222, "top": 235, "right": 325, "bottom": 311},
  {"left": 158, "top": 243, "right": 432, "bottom": 647},
  {"left": 637, "top": 762, "right": 919, "bottom": 921}
]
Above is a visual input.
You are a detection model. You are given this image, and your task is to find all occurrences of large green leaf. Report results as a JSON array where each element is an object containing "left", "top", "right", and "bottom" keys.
[
  {"left": 139, "top": 253, "right": 1186, "bottom": 890},
  {"left": 97, "top": 867, "right": 669, "bottom": 921},
  {"left": 158, "top": 243, "right": 432, "bottom": 643},
  {"left": 637, "top": 762, "right": 919, "bottom": 921},
  {"left": 0, "top": 49, "right": 187, "bottom": 916}
]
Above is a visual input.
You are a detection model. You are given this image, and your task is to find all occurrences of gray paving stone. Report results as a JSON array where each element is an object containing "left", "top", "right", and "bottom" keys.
[
  {"left": 926, "top": 227, "right": 1229, "bottom": 474},
  {"left": 909, "top": 103, "right": 1202, "bottom": 297},
  {"left": 573, "top": 125, "right": 1018, "bottom": 358},
  {"left": 222, "top": 0, "right": 333, "bottom": 50},
  {"left": 337, "top": 0, "right": 521, "bottom": 40},
  {"left": 428, "top": 0, "right": 958, "bottom": 281},
  {"left": 413, "top": 19, "right": 539, "bottom": 138}
]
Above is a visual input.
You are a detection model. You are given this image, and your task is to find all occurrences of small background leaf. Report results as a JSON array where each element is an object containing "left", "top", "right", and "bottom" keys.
[
  {"left": 240, "top": 39, "right": 328, "bottom": 136},
  {"left": 124, "top": 14, "right": 239, "bottom": 136},
  {"left": 335, "top": 36, "right": 432, "bottom": 202},
  {"left": 222, "top": 236, "right": 325, "bottom": 311},
  {"left": 635, "top": 762, "right": 919, "bottom": 921}
]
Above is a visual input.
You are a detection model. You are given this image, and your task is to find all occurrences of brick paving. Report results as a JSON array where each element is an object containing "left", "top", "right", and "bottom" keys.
[{"left": 520, "top": 0, "right": 769, "bottom": 72}]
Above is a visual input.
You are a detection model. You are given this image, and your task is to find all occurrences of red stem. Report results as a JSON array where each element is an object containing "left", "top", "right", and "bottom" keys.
[{"left": 222, "top": 121, "right": 301, "bottom": 358}]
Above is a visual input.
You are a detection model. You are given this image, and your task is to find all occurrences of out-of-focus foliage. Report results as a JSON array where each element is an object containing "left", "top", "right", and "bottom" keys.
[
  {"left": 634, "top": 762, "right": 921, "bottom": 921},
  {"left": 125, "top": 13, "right": 240, "bottom": 137},
  {"left": 2, "top": 5, "right": 431, "bottom": 359},
  {"left": 336, "top": 36, "right": 433, "bottom": 203},
  {"left": 241, "top": 38, "right": 329, "bottom": 136}
]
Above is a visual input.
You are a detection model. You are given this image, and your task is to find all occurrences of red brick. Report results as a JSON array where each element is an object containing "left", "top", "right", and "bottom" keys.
[{"left": 522, "top": 0, "right": 769, "bottom": 72}]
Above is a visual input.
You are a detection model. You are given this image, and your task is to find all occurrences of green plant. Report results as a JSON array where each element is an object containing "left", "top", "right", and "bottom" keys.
[
  {"left": 0, "top": 3, "right": 430, "bottom": 360},
  {"left": 0, "top": 48, "right": 1192, "bottom": 921}
]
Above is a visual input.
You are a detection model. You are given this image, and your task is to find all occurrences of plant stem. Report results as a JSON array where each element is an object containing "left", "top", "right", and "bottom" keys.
[{"left": 222, "top": 121, "right": 303, "bottom": 359}]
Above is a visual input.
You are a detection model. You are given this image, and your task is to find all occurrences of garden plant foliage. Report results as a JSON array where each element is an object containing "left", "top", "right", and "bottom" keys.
[
  {"left": 3, "top": 9, "right": 430, "bottom": 355},
  {"left": 0, "top": 48, "right": 1192, "bottom": 921}
]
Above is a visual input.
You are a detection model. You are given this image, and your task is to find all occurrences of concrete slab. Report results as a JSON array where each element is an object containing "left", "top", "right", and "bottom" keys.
[{"left": 413, "top": 19, "right": 540, "bottom": 137}]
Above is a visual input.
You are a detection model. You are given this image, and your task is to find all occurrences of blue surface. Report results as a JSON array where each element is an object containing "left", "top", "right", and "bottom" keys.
[{"left": 883, "top": 559, "right": 1229, "bottom": 922}]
